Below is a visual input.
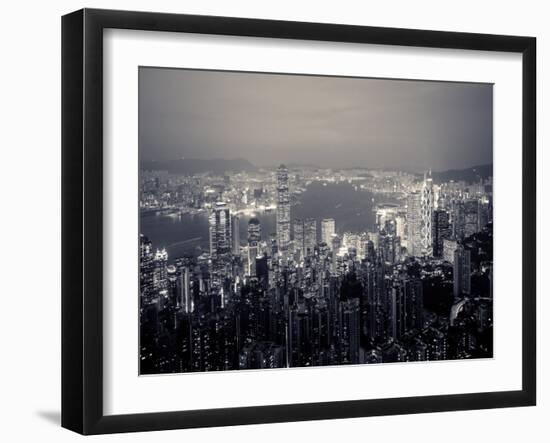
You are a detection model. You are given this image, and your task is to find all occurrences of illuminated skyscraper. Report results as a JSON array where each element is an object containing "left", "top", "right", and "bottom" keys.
[
  {"left": 231, "top": 215, "right": 240, "bottom": 255},
  {"left": 293, "top": 218, "right": 304, "bottom": 258},
  {"left": 407, "top": 191, "right": 422, "bottom": 257},
  {"left": 153, "top": 248, "right": 168, "bottom": 290},
  {"left": 139, "top": 234, "right": 155, "bottom": 303},
  {"left": 321, "top": 218, "right": 335, "bottom": 248},
  {"left": 209, "top": 202, "right": 231, "bottom": 258},
  {"left": 420, "top": 170, "right": 434, "bottom": 255},
  {"left": 443, "top": 238, "right": 458, "bottom": 264},
  {"left": 276, "top": 165, "right": 291, "bottom": 254},
  {"left": 464, "top": 199, "right": 480, "bottom": 238},
  {"left": 407, "top": 171, "right": 434, "bottom": 257},
  {"left": 178, "top": 266, "right": 192, "bottom": 313},
  {"left": 247, "top": 217, "right": 261, "bottom": 276},
  {"left": 304, "top": 218, "right": 317, "bottom": 256}
]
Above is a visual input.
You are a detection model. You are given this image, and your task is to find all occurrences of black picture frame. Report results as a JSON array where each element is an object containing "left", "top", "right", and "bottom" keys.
[{"left": 61, "top": 8, "right": 536, "bottom": 435}]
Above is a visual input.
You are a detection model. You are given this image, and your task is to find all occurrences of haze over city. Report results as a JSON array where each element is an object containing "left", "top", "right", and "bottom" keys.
[{"left": 139, "top": 67, "right": 493, "bottom": 172}]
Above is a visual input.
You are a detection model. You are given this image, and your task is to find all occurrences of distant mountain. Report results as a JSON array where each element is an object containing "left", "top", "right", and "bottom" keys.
[
  {"left": 140, "top": 158, "right": 257, "bottom": 175},
  {"left": 430, "top": 164, "right": 493, "bottom": 183}
]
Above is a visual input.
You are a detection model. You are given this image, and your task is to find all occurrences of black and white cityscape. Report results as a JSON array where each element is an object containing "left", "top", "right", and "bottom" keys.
[{"left": 139, "top": 68, "right": 493, "bottom": 374}]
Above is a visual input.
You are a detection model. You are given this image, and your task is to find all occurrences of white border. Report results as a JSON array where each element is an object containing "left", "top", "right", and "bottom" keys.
[{"left": 103, "top": 29, "right": 523, "bottom": 415}]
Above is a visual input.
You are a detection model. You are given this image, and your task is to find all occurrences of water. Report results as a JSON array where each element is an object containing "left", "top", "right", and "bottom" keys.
[{"left": 140, "top": 181, "right": 396, "bottom": 260}]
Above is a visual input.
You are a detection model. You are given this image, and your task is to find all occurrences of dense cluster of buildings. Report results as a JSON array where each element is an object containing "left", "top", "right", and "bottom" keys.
[{"left": 140, "top": 165, "right": 493, "bottom": 374}]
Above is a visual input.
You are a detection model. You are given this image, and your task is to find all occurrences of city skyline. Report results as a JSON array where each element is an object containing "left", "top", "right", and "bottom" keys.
[
  {"left": 139, "top": 68, "right": 493, "bottom": 375},
  {"left": 139, "top": 67, "right": 493, "bottom": 172}
]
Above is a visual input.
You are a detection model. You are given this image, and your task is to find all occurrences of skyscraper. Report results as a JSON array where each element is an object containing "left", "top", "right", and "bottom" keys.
[
  {"left": 340, "top": 298, "right": 361, "bottom": 364},
  {"left": 420, "top": 170, "right": 434, "bottom": 255},
  {"left": 432, "top": 209, "right": 450, "bottom": 258},
  {"left": 276, "top": 165, "right": 291, "bottom": 254},
  {"left": 321, "top": 218, "right": 335, "bottom": 248},
  {"left": 407, "top": 171, "right": 434, "bottom": 257},
  {"left": 407, "top": 191, "right": 423, "bottom": 257},
  {"left": 247, "top": 217, "right": 261, "bottom": 276},
  {"left": 405, "top": 278, "right": 423, "bottom": 331},
  {"left": 451, "top": 200, "right": 465, "bottom": 241},
  {"left": 209, "top": 202, "right": 231, "bottom": 258},
  {"left": 464, "top": 199, "right": 480, "bottom": 238},
  {"left": 443, "top": 238, "right": 458, "bottom": 264},
  {"left": 293, "top": 218, "right": 304, "bottom": 258},
  {"left": 231, "top": 215, "right": 240, "bottom": 255},
  {"left": 304, "top": 218, "right": 317, "bottom": 256},
  {"left": 389, "top": 280, "right": 406, "bottom": 340},
  {"left": 139, "top": 234, "right": 155, "bottom": 303},
  {"left": 453, "top": 245, "right": 471, "bottom": 297},
  {"left": 153, "top": 248, "right": 168, "bottom": 291},
  {"left": 178, "top": 266, "right": 192, "bottom": 313}
]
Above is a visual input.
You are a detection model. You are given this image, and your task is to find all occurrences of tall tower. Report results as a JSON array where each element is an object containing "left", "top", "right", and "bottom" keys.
[
  {"left": 304, "top": 218, "right": 317, "bottom": 257},
  {"left": 453, "top": 245, "right": 471, "bottom": 298},
  {"left": 293, "top": 218, "right": 304, "bottom": 259},
  {"left": 407, "top": 191, "right": 422, "bottom": 257},
  {"left": 231, "top": 215, "right": 240, "bottom": 255},
  {"left": 178, "top": 266, "right": 192, "bottom": 313},
  {"left": 139, "top": 234, "right": 155, "bottom": 303},
  {"left": 153, "top": 248, "right": 168, "bottom": 291},
  {"left": 247, "top": 217, "right": 261, "bottom": 276},
  {"left": 276, "top": 165, "right": 291, "bottom": 254},
  {"left": 420, "top": 170, "right": 434, "bottom": 255},
  {"left": 432, "top": 209, "right": 450, "bottom": 258},
  {"left": 209, "top": 202, "right": 231, "bottom": 258},
  {"left": 321, "top": 218, "right": 335, "bottom": 248}
]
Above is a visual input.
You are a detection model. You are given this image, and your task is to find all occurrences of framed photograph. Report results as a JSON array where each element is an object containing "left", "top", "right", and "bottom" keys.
[{"left": 61, "top": 8, "right": 536, "bottom": 435}]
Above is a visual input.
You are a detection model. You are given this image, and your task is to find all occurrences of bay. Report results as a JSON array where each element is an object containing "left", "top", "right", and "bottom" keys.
[{"left": 140, "top": 181, "right": 397, "bottom": 260}]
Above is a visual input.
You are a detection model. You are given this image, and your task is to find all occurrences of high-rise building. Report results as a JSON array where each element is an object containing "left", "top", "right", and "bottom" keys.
[
  {"left": 276, "top": 165, "right": 291, "bottom": 254},
  {"left": 209, "top": 202, "right": 231, "bottom": 258},
  {"left": 395, "top": 214, "right": 406, "bottom": 241},
  {"left": 407, "top": 171, "right": 434, "bottom": 257},
  {"left": 389, "top": 281, "right": 406, "bottom": 340},
  {"left": 178, "top": 266, "right": 192, "bottom": 313},
  {"left": 443, "top": 238, "right": 458, "bottom": 264},
  {"left": 304, "top": 218, "right": 317, "bottom": 256},
  {"left": 432, "top": 209, "right": 450, "bottom": 258},
  {"left": 321, "top": 218, "right": 335, "bottom": 248},
  {"left": 231, "top": 215, "right": 240, "bottom": 255},
  {"left": 340, "top": 298, "right": 361, "bottom": 364},
  {"left": 407, "top": 191, "right": 422, "bottom": 257},
  {"left": 464, "top": 199, "right": 480, "bottom": 238},
  {"left": 166, "top": 265, "right": 178, "bottom": 306},
  {"left": 247, "top": 217, "right": 261, "bottom": 276},
  {"left": 451, "top": 200, "right": 465, "bottom": 241},
  {"left": 453, "top": 245, "right": 471, "bottom": 297},
  {"left": 405, "top": 278, "right": 423, "bottom": 331},
  {"left": 255, "top": 254, "right": 269, "bottom": 288},
  {"left": 293, "top": 218, "right": 304, "bottom": 258},
  {"left": 420, "top": 170, "right": 434, "bottom": 255},
  {"left": 153, "top": 248, "right": 168, "bottom": 291},
  {"left": 139, "top": 234, "right": 155, "bottom": 303}
]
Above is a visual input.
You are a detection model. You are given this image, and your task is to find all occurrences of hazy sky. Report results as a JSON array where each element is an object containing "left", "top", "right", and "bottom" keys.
[{"left": 139, "top": 67, "right": 492, "bottom": 172}]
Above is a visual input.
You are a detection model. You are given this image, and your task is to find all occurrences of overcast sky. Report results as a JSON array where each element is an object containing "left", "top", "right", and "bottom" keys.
[{"left": 139, "top": 67, "right": 492, "bottom": 172}]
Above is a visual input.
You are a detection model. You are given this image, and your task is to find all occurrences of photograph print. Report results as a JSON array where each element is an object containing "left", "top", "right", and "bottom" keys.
[{"left": 139, "top": 67, "right": 493, "bottom": 375}]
